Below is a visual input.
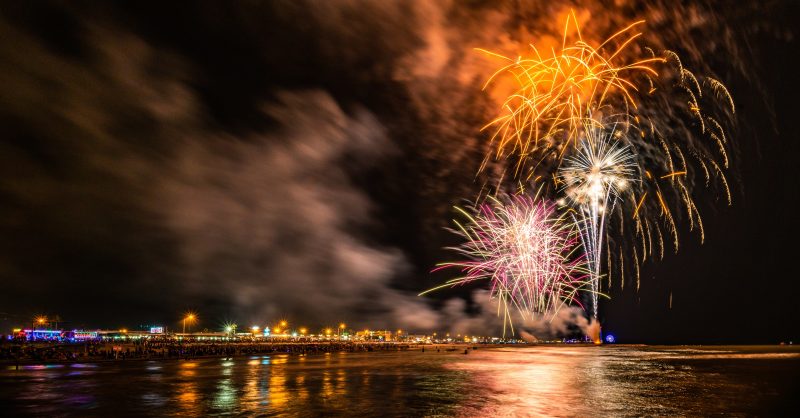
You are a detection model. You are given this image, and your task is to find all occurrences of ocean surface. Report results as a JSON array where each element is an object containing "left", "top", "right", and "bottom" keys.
[{"left": 1, "top": 345, "right": 798, "bottom": 417}]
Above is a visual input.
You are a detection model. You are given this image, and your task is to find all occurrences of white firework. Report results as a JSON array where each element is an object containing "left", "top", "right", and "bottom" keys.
[{"left": 558, "top": 121, "right": 638, "bottom": 319}]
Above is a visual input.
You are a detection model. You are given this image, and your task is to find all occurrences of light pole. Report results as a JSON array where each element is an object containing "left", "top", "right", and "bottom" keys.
[
  {"left": 338, "top": 323, "right": 346, "bottom": 339},
  {"left": 183, "top": 313, "right": 196, "bottom": 334},
  {"left": 32, "top": 316, "right": 46, "bottom": 340}
]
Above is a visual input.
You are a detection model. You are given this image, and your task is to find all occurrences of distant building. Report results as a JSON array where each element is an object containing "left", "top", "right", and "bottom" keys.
[
  {"left": 405, "top": 334, "right": 431, "bottom": 343},
  {"left": 19, "top": 329, "right": 63, "bottom": 341},
  {"left": 355, "top": 330, "right": 393, "bottom": 341}
]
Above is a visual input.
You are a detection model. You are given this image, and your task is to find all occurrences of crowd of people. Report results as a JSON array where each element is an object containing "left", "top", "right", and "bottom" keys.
[{"left": 0, "top": 338, "right": 414, "bottom": 364}]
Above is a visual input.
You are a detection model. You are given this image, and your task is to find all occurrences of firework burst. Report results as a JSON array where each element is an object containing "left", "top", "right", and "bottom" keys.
[
  {"left": 558, "top": 121, "right": 637, "bottom": 318},
  {"left": 478, "top": 11, "right": 662, "bottom": 177},
  {"left": 422, "top": 195, "right": 591, "bottom": 336},
  {"left": 478, "top": 10, "right": 735, "bottom": 291}
]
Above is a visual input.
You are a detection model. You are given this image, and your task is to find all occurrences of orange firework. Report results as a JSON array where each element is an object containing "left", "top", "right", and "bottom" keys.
[{"left": 478, "top": 11, "right": 663, "bottom": 177}]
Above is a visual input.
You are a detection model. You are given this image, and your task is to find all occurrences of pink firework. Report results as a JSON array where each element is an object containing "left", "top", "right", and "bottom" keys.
[{"left": 423, "top": 195, "right": 590, "bottom": 335}]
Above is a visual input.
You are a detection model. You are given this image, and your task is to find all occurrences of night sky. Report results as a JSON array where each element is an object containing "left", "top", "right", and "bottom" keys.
[{"left": 0, "top": 0, "right": 797, "bottom": 343}]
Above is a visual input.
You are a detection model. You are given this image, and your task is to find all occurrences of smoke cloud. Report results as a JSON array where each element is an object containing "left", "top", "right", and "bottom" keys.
[{"left": 159, "top": 89, "right": 445, "bottom": 329}]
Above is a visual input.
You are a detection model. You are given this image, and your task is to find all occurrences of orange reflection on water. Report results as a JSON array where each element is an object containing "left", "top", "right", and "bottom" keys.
[
  {"left": 294, "top": 373, "right": 309, "bottom": 402},
  {"left": 335, "top": 368, "right": 347, "bottom": 395},
  {"left": 240, "top": 357, "right": 264, "bottom": 411},
  {"left": 176, "top": 362, "right": 200, "bottom": 414},
  {"left": 268, "top": 355, "right": 289, "bottom": 409}
]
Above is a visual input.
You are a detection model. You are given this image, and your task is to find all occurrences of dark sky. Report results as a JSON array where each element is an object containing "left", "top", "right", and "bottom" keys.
[{"left": 0, "top": 0, "right": 797, "bottom": 343}]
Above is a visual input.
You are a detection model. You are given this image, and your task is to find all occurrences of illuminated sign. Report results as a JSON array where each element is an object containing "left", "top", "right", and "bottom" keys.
[
  {"left": 150, "top": 327, "right": 164, "bottom": 334},
  {"left": 73, "top": 331, "right": 99, "bottom": 340},
  {"left": 22, "top": 329, "right": 63, "bottom": 340}
]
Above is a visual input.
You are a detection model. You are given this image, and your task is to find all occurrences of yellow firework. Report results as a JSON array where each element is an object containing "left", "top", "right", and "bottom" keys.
[{"left": 478, "top": 11, "right": 663, "bottom": 176}]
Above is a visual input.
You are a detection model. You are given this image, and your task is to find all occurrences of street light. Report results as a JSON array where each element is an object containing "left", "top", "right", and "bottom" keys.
[
  {"left": 35, "top": 316, "right": 47, "bottom": 329},
  {"left": 183, "top": 313, "right": 196, "bottom": 334}
]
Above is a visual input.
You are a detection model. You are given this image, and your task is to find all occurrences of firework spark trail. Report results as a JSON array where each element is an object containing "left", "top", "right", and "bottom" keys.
[
  {"left": 558, "top": 122, "right": 637, "bottom": 318},
  {"left": 421, "top": 195, "right": 591, "bottom": 335}
]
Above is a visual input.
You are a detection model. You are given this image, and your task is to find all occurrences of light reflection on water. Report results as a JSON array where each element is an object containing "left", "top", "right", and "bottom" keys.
[
  {"left": 0, "top": 346, "right": 797, "bottom": 416},
  {"left": 176, "top": 362, "right": 199, "bottom": 416}
]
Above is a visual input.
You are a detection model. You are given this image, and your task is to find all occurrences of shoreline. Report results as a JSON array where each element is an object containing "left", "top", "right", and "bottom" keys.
[
  {"left": 0, "top": 341, "right": 563, "bottom": 367},
  {"left": 5, "top": 343, "right": 793, "bottom": 367}
]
